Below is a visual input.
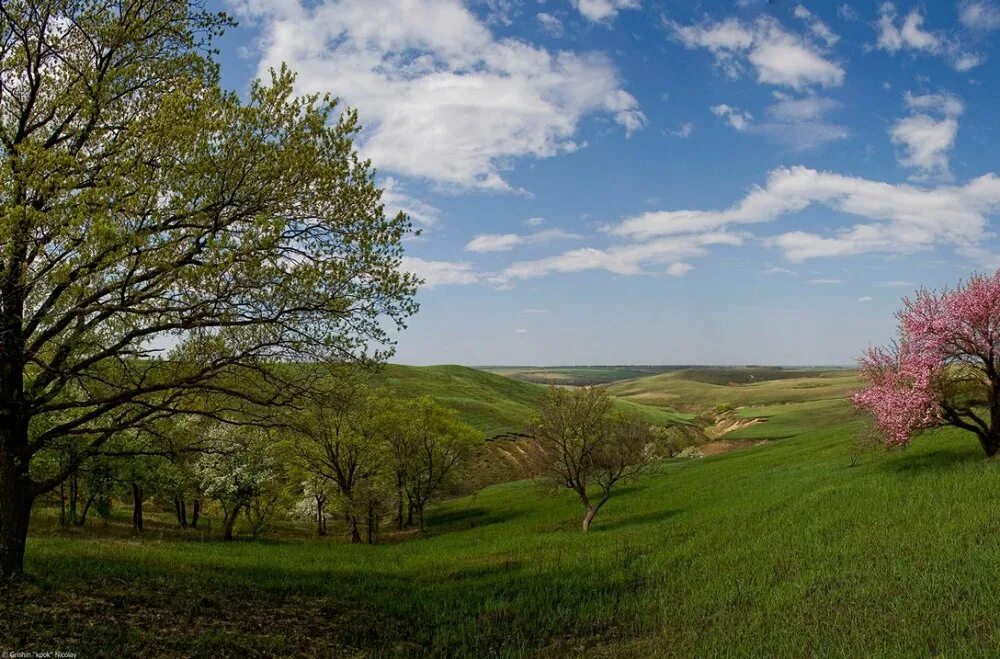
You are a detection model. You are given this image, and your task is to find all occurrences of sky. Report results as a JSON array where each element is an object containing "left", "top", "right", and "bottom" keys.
[{"left": 208, "top": 0, "right": 1000, "bottom": 366}]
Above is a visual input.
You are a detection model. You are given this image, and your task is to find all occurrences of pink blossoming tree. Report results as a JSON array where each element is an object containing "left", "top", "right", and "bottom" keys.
[{"left": 853, "top": 271, "right": 1000, "bottom": 456}]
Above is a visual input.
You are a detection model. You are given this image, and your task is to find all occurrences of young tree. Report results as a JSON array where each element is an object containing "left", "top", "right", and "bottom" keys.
[
  {"left": 0, "top": 1, "right": 417, "bottom": 578},
  {"left": 531, "top": 387, "right": 655, "bottom": 532},
  {"left": 290, "top": 387, "right": 388, "bottom": 543},
  {"left": 195, "top": 428, "right": 276, "bottom": 541},
  {"left": 854, "top": 271, "right": 1000, "bottom": 456},
  {"left": 397, "top": 398, "right": 478, "bottom": 532}
]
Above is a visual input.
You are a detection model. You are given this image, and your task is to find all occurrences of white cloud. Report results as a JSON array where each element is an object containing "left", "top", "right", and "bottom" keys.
[
  {"left": 712, "top": 95, "right": 846, "bottom": 150},
  {"left": 880, "top": 280, "right": 915, "bottom": 287},
  {"left": 959, "top": 1, "right": 1000, "bottom": 30},
  {"left": 666, "top": 262, "right": 695, "bottom": 277},
  {"left": 890, "top": 92, "right": 963, "bottom": 178},
  {"left": 763, "top": 265, "right": 798, "bottom": 275},
  {"left": 711, "top": 104, "right": 753, "bottom": 131},
  {"left": 236, "top": 0, "right": 644, "bottom": 191},
  {"left": 573, "top": 0, "right": 639, "bottom": 23},
  {"left": 525, "top": 216, "right": 546, "bottom": 226},
  {"left": 493, "top": 231, "right": 744, "bottom": 282},
  {"left": 858, "top": 296, "right": 873, "bottom": 302},
  {"left": 668, "top": 121, "right": 695, "bottom": 138},
  {"left": 807, "top": 278, "right": 844, "bottom": 284},
  {"left": 402, "top": 257, "right": 479, "bottom": 287},
  {"left": 875, "top": 3, "right": 983, "bottom": 71},
  {"left": 522, "top": 308, "right": 549, "bottom": 314},
  {"left": 465, "top": 228, "right": 581, "bottom": 252},
  {"left": 838, "top": 5, "right": 860, "bottom": 22},
  {"left": 670, "top": 16, "right": 844, "bottom": 90},
  {"left": 515, "top": 328, "right": 528, "bottom": 334},
  {"left": 794, "top": 5, "right": 839, "bottom": 47},
  {"left": 605, "top": 166, "right": 1000, "bottom": 261},
  {"left": 381, "top": 177, "right": 440, "bottom": 226},
  {"left": 536, "top": 12, "right": 564, "bottom": 37},
  {"left": 465, "top": 233, "right": 522, "bottom": 253}
]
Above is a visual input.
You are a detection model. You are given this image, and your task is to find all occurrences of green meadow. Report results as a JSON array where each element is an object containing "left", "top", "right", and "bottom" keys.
[{"left": 7, "top": 367, "right": 1000, "bottom": 656}]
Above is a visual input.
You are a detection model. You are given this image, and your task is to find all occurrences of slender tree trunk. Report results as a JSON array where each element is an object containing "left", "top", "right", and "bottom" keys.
[
  {"left": 75, "top": 492, "right": 96, "bottom": 527},
  {"left": 347, "top": 514, "right": 362, "bottom": 544},
  {"left": 406, "top": 502, "right": 414, "bottom": 528},
  {"left": 68, "top": 473, "right": 78, "bottom": 525},
  {"left": 190, "top": 500, "right": 201, "bottom": 529},
  {"left": 0, "top": 451, "right": 33, "bottom": 581},
  {"left": 58, "top": 481, "right": 67, "bottom": 527},
  {"left": 316, "top": 497, "right": 327, "bottom": 536},
  {"left": 131, "top": 481, "right": 144, "bottom": 533},
  {"left": 223, "top": 505, "right": 240, "bottom": 541},
  {"left": 581, "top": 495, "right": 610, "bottom": 533},
  {"left": 174, "top": 497, "right": 188, "bottom": 528},
  {"left": 417, "top": 504, "right": 425, "bottom": 532}
]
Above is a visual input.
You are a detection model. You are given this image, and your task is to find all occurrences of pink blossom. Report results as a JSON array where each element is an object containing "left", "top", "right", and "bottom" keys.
[{"left": 853, "top": 270, "right": 1000, "bottom": 447}]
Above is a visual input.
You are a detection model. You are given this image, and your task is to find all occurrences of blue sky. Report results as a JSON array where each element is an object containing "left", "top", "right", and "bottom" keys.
[{"left": 211, "top": 0, "right": 1000, "bottom": 366}]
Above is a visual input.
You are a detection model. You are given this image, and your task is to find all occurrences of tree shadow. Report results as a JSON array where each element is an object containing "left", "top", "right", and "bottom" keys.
[
  {"left": 886, "top": 448, "right": 984, "bottom": 474},
  {"left": 591, "top": 508, "right": 679, "bottom": 532},
  {"left": 425, "top": 506, "right": 521, "bottom": 531}
]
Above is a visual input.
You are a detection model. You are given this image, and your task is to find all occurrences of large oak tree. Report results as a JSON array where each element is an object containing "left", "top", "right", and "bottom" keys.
[{"left": 0, "top": 0, "right": 417, "bottom": 579}]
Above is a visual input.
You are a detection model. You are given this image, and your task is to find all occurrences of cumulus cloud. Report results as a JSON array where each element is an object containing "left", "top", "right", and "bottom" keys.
[
  {"left": 492, "top": 232, "right": 743, "bottom": 282},
  {"left": 808, "top": 278, "right": 844, "bottom": 284},
  {"left": 669, "top": 16, "right": 844, "bottom": 90},
  {"left": 959, "top": 1, "right": 1000, "bottom": 30},
  {"left": 713, "top": 94, "right": 847, "bottom": 150},
  {"left": 793, "top": 5, "right": 839, "bottom": 47},
  {"left": 465, "top": 229, "right": 581, "bottom": 252},
  {"left": 536, "top": 12, "right": 564, "bottom": 37},
  {"left": 402, "top": 257, "right": 479, "bottom": 287},
  {"left": 573, "top": 0, "right": 640, "bottom": 23},
  {"left": 876, "top": 3, "right": 983, "bottom": 71},
  {"left": 381, "top": 177, "right": 440, "bottom": 226},
  {"left": 605, "top": 166, "right": 1000, "bottom": 261},
  {"left": 711, "top": 104, "right": 753, "bottom": 130},
  {"left": 234, "top": 0, "right": 644, "bottom": 191},
  {"left": 890, "top": 92, "right": 964, "bottom": 178},
  {"left": 858, "top": 296, "right": 873, "bottom": 302},
  {"left": 668, "top": 122, "right": 695, "bottom": 138}
]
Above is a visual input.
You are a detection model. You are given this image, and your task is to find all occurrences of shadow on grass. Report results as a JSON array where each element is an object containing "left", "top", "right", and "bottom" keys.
[
  {"left": 887, "top": 448, "right": 984, "bottom": 474},
  {"left": 592, "top": 508, "right": 680, "bottom": 532},
  {"left": 7, "top": 539, "right": 649, "bottom": 657},
  {"left": 425, "top": 506, "right": 522, "bottom": 531}
]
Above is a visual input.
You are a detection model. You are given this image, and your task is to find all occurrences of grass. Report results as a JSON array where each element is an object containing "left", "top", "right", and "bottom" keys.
[
  {"left": 374, "top": 364, "right": 692, "bottom": 436},
  {"left": 9, "top": 371, "right": 1000, "bottom": 656}
]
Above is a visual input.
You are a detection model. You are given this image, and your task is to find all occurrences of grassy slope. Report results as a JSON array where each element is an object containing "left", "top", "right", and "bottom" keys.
[
  {"left": 10, "top": 376, "right": 1000, "bottom": 655},
  {"left": 373, "top": 364, "right": 691, "bottom": 436},
  {"left": 609, "top": 370, "right": 859, "bottom": 413}
]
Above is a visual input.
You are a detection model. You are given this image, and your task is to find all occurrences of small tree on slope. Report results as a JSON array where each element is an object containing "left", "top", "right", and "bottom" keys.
[{"left": 854, "top": 271, "right": 1000, "bottom": 456}]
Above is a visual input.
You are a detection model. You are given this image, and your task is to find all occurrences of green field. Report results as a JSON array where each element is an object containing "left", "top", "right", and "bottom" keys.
[{"left": 10, "top": 367, "right": 1000, "bottom": 655}]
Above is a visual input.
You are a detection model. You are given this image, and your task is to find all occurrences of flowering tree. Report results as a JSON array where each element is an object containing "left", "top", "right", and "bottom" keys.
[{"left": 853, "top": 271, "right": 1000, "bottom": 456}]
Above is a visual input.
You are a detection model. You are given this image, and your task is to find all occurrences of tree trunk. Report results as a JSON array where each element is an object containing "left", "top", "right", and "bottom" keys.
[
  {"left": 68, "top": 473, "right": 79, "bottom": 525},
  {"left": 223, "top": 506, "right": 240, "bottom": 541},
  {"left": 316, "top": 497, "right": 326, "bottom": 536},
  {"left": 75, "top": 492, "right": 96, "bottom": 527},
  {"left": 174, "top": 497, "right": 188, "bottom": 528},
  {"left": 581, "top": 495, "right": 609, "bottom": 533},
  {"left": 131, "top": 481, "right": 144, "bottom": 533},
  {"left": 347, "top": 514, "right": 362, "bottom": 544},
  {"left": 190, "top": 500, "right": 201, "bottom": 529},
  {"left": 58, "top": 481, "right": 67, "bottom": 527},
  {"left": 417, "top": 504, "right": 425, "bottom": 532},
  {"left": 0, "top": 454, "right": 34, "bottom": 581}
]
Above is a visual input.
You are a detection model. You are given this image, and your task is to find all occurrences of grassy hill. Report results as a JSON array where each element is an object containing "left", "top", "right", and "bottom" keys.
[
  {"left": 482, "top": 365, "right": 850, "bottom": 387},
  {"left": 11, "top": 380, "right": 1000, "bottom": 655},
  {"left": 372, "top": 364, "right": 693, "bottom": 437}
]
